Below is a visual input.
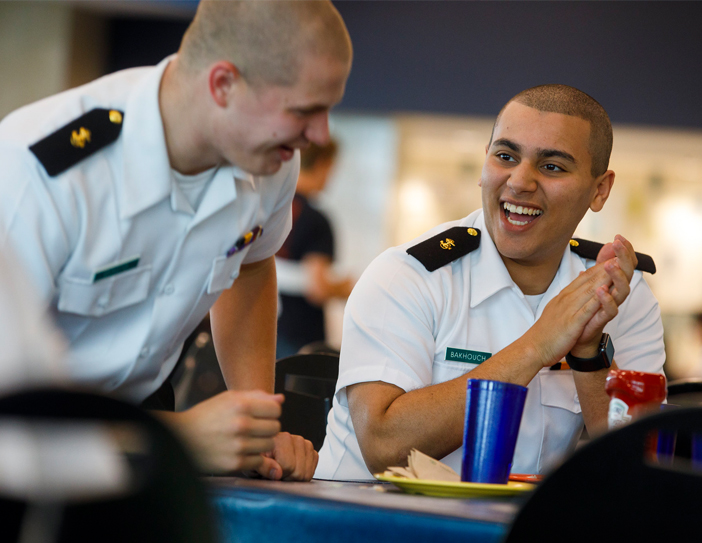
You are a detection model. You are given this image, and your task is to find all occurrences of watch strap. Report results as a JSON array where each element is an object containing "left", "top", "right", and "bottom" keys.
[{"left": 565, "top": 334, "right": 614, "bottom": 372}]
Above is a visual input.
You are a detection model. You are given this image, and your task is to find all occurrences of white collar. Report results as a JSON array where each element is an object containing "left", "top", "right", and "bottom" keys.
[
  {"left": 468, "top": 210, "right": 586, "bottom": 308},
  {"left": 119, "top": 56, "right": 174, "bottom": 219},
  {"left": 118, "top": 56, "right": 254, "bottom": 220}
]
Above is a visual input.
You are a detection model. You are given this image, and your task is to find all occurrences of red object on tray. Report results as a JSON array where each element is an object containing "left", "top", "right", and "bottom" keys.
[
  {"left": 605, "top": 369, "right": 666, "bottom": 429},
  {"left": 508, "top": 473, "right": 543, "bottom": 483}
]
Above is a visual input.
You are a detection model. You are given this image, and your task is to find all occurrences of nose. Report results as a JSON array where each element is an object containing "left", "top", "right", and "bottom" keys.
[
  {"left": 304, "top": 112, "right": 331, "bottom": 146},
  {"left": 506, "top": 162, "right": 538, "bottom": 194}
]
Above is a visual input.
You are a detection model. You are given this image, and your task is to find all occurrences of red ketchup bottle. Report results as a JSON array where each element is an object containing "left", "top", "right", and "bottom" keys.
[{"left": 605, "top": 369, "right": 666, "bottom": 429}]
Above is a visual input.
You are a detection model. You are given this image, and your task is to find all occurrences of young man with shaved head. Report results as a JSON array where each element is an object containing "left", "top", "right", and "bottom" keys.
[
  {"left": 0, "top": 0, "right": 352, "bottom": 481},
  {"left": 316, "top": 85, "right": 665, "bottom": 480}
]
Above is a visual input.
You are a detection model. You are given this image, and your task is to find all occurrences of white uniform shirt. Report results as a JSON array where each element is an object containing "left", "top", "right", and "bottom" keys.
[
  {"left": 0, "top": 244, "right": 66, "bottom": 395},
  {"left": 316, "top": 209, "right": 665, "bottom": 480},
  {"left": 0, "top": 57, "right": 297, "bottom": 402}
]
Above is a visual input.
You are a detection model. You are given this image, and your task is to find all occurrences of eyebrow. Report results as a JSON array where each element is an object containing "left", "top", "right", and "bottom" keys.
[
  {"left": 492, "top": 138, "right": 521, "bottom": 153},
  {"left": 492, "top": 138, "right": 577, "bottom": 165},
  {"left": 537, "top": 149, "right": 577, "bottom": 164}
]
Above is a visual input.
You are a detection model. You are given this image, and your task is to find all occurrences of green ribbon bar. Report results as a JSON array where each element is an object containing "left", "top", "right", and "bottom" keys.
[
  {"left": 93, "top": 256, "right": 140, "bottom": 282},
  {"left": 445, "top": 347, "right": 492, "bottom": 364}
]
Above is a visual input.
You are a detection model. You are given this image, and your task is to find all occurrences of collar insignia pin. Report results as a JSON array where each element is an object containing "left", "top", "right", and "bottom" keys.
[
  {"left": 439, "top": 238, "right": 456, "bottom": 250},
  {"left": 70, "top": 127, "right": 91, "bottom": 148}
]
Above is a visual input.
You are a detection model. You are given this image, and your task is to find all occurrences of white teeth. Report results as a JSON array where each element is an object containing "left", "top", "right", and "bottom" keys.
[
  {"left": 503, "top": 202, "right": 543, "bottom": 216},
  {"left": 507, "top": 217, "right": 529, "bottom": 226}
]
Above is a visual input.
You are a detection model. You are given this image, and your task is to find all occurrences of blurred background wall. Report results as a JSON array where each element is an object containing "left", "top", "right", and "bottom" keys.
[{"left": 2, "top": 0, "right": 701, "bottom": 378}]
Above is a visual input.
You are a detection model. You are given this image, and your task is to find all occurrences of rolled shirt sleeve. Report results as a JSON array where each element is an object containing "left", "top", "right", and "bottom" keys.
[{"left": 336, "top": 248, "right": 440, "bottom": 397}]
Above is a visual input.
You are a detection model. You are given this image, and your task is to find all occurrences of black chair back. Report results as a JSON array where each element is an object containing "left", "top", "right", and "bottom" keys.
[
  {"left": 274, "top": 353, "right": 339, "bottom": 451},
  {"left": 668, "top": 378, "right": 702, "bottom": 406},
  {"left": 0, "top": 389, "right": 217, "bottom": 543},
  {"left": 505, "top": 407, "right": 702, "bottom": 542}
]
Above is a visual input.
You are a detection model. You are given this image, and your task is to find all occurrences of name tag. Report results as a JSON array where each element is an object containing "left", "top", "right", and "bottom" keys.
[
  {"left": 92, "top": 256, "right": 140, "bottom": 282},
  {"left": 445, "top": 348, "right": 491, "bottom": 364}
]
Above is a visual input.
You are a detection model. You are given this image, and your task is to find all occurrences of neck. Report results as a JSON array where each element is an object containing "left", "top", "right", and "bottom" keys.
[
  {"left": 500, "top": 247, "right": 564, "bottom": 295},
  {"left": 159, "top": 58, "right": 219, "bottom": 175}
]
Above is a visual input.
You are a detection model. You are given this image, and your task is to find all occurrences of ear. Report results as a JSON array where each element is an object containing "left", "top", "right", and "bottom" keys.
[
  {"left": 589, "top": 170, "right": 615, "bottom": 212},
  {"left": 208, "top": 61, "right": 242, "bottom": 108},
  {"left": 477, "top": 144, "right": 490, "bottom": 187}
]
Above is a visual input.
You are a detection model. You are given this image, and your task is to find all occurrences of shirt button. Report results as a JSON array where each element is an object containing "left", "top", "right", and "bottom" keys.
[
  {"left": 97, "top": 296, "right": 109, "bottom": 309},
  {"left": 163, "top": 284, "right": 175, "bottom": 295},
  {"left": 139, "top": 347, "right": 150, "bottom": 358}
]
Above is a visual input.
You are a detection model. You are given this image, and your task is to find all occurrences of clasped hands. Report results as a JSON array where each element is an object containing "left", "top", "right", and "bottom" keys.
[
  {"left": 165, "top": 389, "right": 318, "bottom": 481},
  {"left": 532, "top": 235, "right": 637, "bottom": 367}
]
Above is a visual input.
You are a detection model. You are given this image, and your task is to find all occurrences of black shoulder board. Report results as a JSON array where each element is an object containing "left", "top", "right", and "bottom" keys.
[
  {"left": 407, "top": 227, "right": 481, "bottom": 272},
  {"left": 569, "top": 238, "right": 656, "bottom": 274},
  {"left": 29, "top": 108, "right": 124, "bottom": 177}
]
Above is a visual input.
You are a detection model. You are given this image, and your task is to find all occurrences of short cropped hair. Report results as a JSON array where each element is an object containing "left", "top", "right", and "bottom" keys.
[
  {"left": 300, "top": 140, "right": 338, "bottom": 171},
  {"left": 491, "top": 84, "right": 613, "bottom": 177},
  {"left": 179, "top": 0, "right": 351, "bottom": 87}
]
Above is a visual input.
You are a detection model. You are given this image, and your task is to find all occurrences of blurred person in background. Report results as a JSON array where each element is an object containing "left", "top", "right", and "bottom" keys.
[
  {"left": 275, "top": 140, "right": 354, "bottom": 359},
  {"left": 0, "top": 0, "right": 352, "bottom": 481}
]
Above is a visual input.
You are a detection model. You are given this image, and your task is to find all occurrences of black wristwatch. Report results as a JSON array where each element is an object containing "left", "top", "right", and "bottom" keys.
[{"left": 565, "top": 333, "right": 614, "bottom": 372}]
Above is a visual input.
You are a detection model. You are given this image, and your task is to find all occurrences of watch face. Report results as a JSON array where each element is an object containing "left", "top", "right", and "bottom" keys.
[{"left": 601, "top": 334, "right": 614, "bottom": 367}]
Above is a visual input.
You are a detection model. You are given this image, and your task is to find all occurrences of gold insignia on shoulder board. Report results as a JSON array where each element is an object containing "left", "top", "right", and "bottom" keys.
[
  {"left": 109, "top": 110, "right": 123, "bottom": 124},
  {"left": 467, "top": 228, "right": 478, "bottom": 237},
  {"left": 70, "top": 127, "right": 91, "bottom": 148},
  {"left": 439, "top": 238, "right": 456, "bottom": 250},
  {"left": 569, "top": 239, "right": 579, "bottom": 247}
]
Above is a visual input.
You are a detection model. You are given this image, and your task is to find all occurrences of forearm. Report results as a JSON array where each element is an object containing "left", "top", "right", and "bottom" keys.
[
  {"left": 350, "top": 336, "right": 545, "bottom": 473},
  {"left": 210, "top": 256, "right": 278, "bottom": 392},
  {"left": 302, "top": 254, "right": 352, "bottom": 304},
  {"left": 572, "top": 361, "right": 618, "bottom": 436}
]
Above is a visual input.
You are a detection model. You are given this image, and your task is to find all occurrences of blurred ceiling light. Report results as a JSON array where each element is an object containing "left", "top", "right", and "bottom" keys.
[
  {"left": 400, "top": 179, "right": 434, "bottom": 216},
  {"left": 658, "top": 198, "right": 702, "bottom": 249},
  {"left": 396, "top": 179, "right": 441, "bottom": 242}
]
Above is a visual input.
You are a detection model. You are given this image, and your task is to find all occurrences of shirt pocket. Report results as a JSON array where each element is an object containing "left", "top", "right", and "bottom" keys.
[
  {"left": 539, "top": 370, "right": 581, "bottom": 414},
  {"left": 58, "top": 265, "right": 152, "bottom": 317},
  {"left": 431, "top": 359, "right": 478, "bottom": 385},
  {"left": 207, "top": 249, "right": 249, "bottom": 294}
]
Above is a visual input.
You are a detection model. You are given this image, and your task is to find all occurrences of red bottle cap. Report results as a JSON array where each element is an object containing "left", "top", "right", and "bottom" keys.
[{"left": 605, "top": 369, "right": 667, "bottom": 406}]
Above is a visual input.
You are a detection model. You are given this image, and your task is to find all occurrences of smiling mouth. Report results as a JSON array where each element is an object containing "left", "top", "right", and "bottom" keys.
[{"left": 502, "top": 202, "right": 543, "bottom": 226}]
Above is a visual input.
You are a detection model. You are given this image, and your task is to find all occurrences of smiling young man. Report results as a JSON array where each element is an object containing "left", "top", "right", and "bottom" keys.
[
  {"left": 0, "top": 0, "right": 352, "bottom": 481},
  {"left": 316, "top": 85, "right": 665, "bottom": 480}
]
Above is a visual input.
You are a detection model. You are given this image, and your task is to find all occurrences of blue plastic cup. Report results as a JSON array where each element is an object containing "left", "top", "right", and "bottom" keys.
[{"left": 461, "top": 379, "right": 528, "bottom": 484}]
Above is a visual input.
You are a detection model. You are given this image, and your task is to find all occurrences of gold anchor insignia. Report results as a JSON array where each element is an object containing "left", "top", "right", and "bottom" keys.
[
  {"left": 569, "top": 239, "right": 579, "bottom": 247},
  {"left": 109, "top": 110, "right": 123, "bottom": 124},
  {"left": 70, "top": 127, "right": 91, "bottom": 148},
  {"left": 467, "top": 228, "right": 478, "bottom": 237},
  {"left": 439, "top": 238, "right": 456, "bottom": 250}
]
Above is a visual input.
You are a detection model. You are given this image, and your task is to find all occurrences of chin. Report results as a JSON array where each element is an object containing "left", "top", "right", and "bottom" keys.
[
  {"left": 236, "top": 156, "right": 283, "bottom": 177},
  {"left": 258, "top": 160, "right": 284, "bottom": 176},
  {"left": 492, "top": 233, "right": 537, "bottom": 262}
]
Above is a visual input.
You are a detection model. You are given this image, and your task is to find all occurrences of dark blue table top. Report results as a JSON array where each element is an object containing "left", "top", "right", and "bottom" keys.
[{"left": 208, "top": 477, "right": 525, "bottom": 543}]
